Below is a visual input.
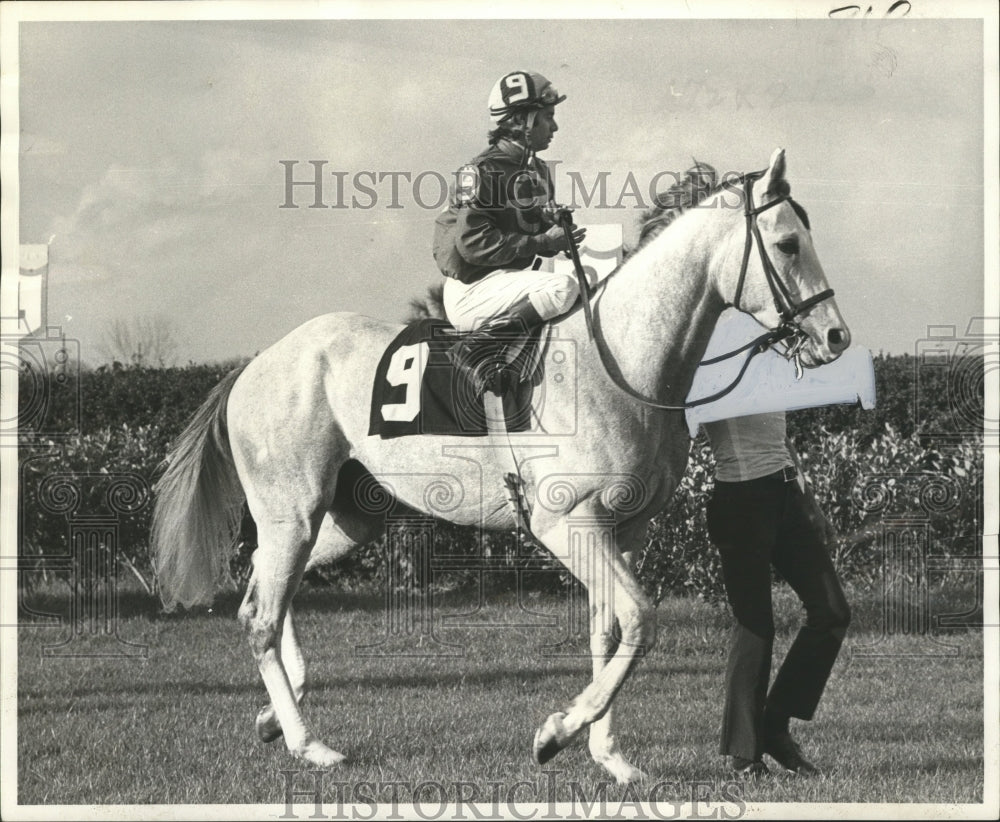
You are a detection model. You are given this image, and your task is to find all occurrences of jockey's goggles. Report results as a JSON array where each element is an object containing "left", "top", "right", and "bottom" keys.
[{"left": 533, "top": 84, "right": 564, "bottom": 107}]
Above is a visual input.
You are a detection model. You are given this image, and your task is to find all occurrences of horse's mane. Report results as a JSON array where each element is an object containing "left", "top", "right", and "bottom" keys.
[
  {"left": 630, "top": 161, "right": 721, "bottom": 256},
  {"left": 626, "top": 160, "right": 810, "bottom": 261}
]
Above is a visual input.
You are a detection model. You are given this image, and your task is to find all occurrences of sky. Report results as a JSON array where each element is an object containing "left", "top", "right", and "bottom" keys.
[{"left": 6, "top": 2, "right": 996, "bottom": 364}]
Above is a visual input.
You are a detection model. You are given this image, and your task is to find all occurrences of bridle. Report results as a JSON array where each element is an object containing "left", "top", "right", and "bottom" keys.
[
  {"left": 561, "top": 168, "right": 837, "bottom": 411},
  {"left": 730, "top": 170, "right": 835, "bottom": 373}
]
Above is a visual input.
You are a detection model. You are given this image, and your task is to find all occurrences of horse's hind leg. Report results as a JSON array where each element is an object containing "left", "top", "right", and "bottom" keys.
[
  {"left": 254, "top": 494, "right": 386, "bottom": 744},
  {"left": 255, "top": 602, "right": 304, "bottom": 743},
  {"left": 239, "top": 517, "right": 345, "bottom": 768}
]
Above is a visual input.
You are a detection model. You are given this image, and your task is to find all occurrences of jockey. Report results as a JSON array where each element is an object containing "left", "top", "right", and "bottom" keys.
[{"left": 433, "top": 70, "right": 586, "bottom": 393}]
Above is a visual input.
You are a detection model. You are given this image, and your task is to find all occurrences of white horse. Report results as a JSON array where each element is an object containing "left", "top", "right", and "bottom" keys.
[{"left": 152, "top": 149, "right": 850, "bottom": 784}]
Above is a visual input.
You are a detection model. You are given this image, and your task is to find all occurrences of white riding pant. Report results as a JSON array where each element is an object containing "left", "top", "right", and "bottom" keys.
[{"left": 442, "top": 268, "right": 580, "bottom": 332}]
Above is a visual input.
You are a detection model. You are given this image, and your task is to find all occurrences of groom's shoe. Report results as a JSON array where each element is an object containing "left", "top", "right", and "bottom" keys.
[
  {"left": 763, "top": 732, "right": 819, "bottom": 776},
  {"left": 729, "top": 756, "right": 769, "bottom": 780}
]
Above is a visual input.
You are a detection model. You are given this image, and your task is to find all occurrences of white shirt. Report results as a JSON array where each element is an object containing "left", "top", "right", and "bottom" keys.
[{"left": 704, "top": 412, "right": 795, "bottom": 482}]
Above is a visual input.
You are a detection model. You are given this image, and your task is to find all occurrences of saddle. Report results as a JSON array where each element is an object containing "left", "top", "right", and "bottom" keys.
[
  {"left": 367, "top": 319, "right": 546, "bottom": 440},
  {"left": 446, "top": 319, "right": 544, "bottom": 398}
]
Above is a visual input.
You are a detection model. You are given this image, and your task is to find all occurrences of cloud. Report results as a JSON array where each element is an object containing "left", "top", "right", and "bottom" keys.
[
  {"left": 41, "top": 146, "right": 270, "bottom": 302},
  {"left": 52, "top": 149, "right": 262, "bottom": 238}
]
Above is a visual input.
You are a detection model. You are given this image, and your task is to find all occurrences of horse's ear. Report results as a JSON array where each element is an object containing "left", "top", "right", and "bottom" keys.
[{"left": 761, "top": 148, "right": 787, "bottom": 198}]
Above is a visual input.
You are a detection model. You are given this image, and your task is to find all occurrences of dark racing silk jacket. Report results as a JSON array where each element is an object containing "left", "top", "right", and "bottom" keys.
[{"left": 433, "top": 138, "right": 556, "bottom": 284}]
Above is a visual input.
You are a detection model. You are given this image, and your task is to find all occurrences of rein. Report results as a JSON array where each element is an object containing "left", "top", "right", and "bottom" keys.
[{"left": 560, "top": 170, "right": 835, "bottom": 412}]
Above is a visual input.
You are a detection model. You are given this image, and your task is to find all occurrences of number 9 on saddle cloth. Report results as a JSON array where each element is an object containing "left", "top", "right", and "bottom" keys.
[{"left": 367, "top": 318, "right": 544, "bottom": 440}]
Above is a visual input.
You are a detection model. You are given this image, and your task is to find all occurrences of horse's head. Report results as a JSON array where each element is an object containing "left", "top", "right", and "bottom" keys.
[{"left": 719, "top": 148, "right": 850, "bottom": 367}]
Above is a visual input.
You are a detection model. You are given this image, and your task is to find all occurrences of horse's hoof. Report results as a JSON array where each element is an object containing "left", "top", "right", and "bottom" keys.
[
  {"left": 595, "top": 752, "right": 648, "bottom": 785},
  {"left": 256, "top": 706, "right": 283, "bottom": 744},
  {"left": 294, "top": 738, "right": 347, "bottom": 769},
  {"left": 533, "top": 712, "right": 570, "bottom": 765}
]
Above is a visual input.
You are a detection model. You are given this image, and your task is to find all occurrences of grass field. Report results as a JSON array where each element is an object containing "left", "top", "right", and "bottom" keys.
[{"left": 14, "top": 579, "right": 989, "bottom": 813}]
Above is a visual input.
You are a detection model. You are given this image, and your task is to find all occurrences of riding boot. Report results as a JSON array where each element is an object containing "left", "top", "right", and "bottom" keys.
[{"left": 448, "top": 295, "right": 544, "bottom": 397}]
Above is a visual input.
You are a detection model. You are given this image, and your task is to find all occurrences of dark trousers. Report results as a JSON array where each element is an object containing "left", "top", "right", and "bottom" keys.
[{"left": 707, "top": 472, "right": 851, "bottom": 760}]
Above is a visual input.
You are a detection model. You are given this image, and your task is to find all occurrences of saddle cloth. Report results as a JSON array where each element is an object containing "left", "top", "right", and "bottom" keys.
[{"left": 368, "top": 319, "right": 543, "bottom": 439}]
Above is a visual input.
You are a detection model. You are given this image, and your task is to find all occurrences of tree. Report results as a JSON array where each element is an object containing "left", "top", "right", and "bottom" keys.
[{"left": 97, "top": 315, "right": 179, "bottom": 368}]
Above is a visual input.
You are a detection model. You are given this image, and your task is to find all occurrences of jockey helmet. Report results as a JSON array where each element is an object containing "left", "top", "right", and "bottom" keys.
[{"left": 488, "top": 71, "right": 566, "bottom": 124}]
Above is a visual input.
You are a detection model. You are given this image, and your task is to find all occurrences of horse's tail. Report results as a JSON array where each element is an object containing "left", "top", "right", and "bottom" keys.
[{"left": 152, "top": 365, "right": 248, "bottom": 611}]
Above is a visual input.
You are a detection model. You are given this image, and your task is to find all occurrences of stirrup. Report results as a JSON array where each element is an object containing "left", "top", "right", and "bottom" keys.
[{"left": 447, "top": 337, "right": 505, "bottom": 398}]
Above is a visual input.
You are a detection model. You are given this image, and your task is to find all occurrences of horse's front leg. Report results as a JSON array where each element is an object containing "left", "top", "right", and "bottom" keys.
[
  {"left": 532, "top": 517, "right": 657, "bottom": 781},
  {"left": 586, "top": 550, "right": 649, "bottom": 784}
]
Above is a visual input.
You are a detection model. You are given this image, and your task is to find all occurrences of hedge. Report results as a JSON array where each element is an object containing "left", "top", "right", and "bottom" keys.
[
  {"left": 19, "top": 352, "right": 983, "bottom": 446},
  {"left": 16, "top": 352, "right": 986, "bottom": 601}
]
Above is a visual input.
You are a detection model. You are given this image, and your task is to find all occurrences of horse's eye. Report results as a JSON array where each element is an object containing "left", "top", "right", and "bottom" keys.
[{"left": 776, "top": 238, "right": 799, "bottom": 256}]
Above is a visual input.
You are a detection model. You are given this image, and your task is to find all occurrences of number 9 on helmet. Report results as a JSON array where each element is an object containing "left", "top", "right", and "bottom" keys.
[{"left": 488, "top": 71, "right": 566, "bottom": 124}]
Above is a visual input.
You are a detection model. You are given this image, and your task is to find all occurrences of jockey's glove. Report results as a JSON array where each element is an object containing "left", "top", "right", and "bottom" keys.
[{"left": 534, "top": 224, "right": 587, "bottom": 257}]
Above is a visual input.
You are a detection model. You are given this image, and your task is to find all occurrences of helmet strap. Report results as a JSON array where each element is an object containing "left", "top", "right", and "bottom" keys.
[{"left": 523, "top": 109, "right": 538, "bottom": 167}]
